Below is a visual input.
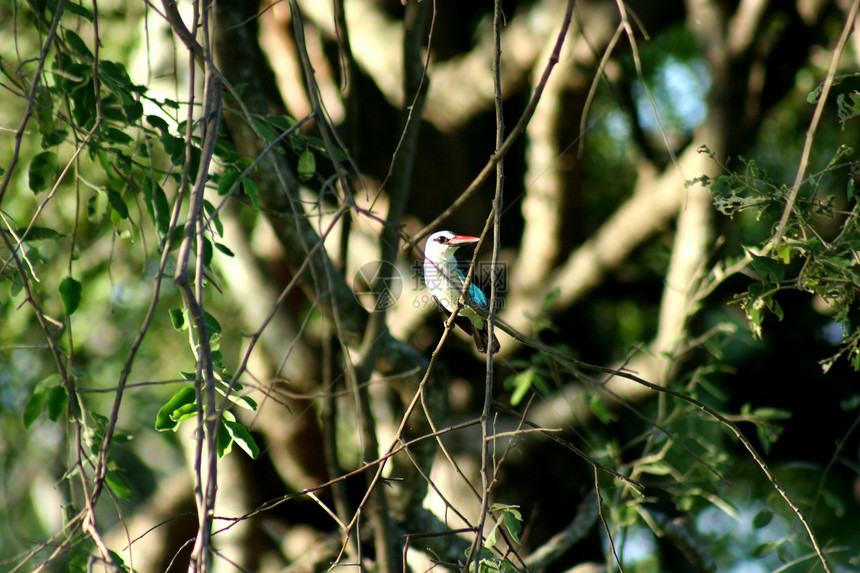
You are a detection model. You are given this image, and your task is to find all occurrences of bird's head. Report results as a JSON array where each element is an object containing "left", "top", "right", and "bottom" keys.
[{"left": 425, "top": 231, "right": 480, "bottom": 260}]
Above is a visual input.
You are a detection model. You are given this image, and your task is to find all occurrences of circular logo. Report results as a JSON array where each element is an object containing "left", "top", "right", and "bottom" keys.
[{"left": 353, "top": 260, "right": 403, "bottom": 312}]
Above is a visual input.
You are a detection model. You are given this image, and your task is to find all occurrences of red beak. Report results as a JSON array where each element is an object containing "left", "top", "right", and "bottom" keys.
[{"left": 447, "top": 235, "right": 480, "bottom": 246}]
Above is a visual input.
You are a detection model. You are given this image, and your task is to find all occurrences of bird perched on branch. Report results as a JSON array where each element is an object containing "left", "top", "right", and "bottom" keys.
[{"left": 423, "top": 230, "right": 500, "bottom": 354}]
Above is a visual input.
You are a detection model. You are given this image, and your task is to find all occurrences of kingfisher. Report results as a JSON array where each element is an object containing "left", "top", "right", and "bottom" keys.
[{"left": 423, "top": 230, "right": 500, "bottom": 354}]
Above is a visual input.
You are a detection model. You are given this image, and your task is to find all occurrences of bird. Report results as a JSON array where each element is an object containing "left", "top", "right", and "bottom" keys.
[{"left": 423, "top": 230, "right": 500, "bottom": 354}]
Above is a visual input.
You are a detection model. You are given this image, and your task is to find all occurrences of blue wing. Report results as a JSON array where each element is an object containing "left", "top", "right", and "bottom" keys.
[{"left": 456, "top": 268, "right": 489, "bottom": 308}]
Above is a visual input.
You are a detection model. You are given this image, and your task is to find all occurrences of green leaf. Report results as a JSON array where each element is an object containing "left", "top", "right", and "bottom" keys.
[
  {"left": 143, "top": 179, "right": 170, "bottom": 235},
  {"left": 265, "top": 114, "right": 297, "bottom": 132},
  {"left": 59, "top": 276, "right": 83, "bottom": 316},
  {"left": 169, "top": 308, "right": 186, "bottom": 330},
  {"left": 23, "top": 391, "right": 46, "bottom": 428},
  {"left": 776, "top": 542, "right": 794, "bottom": 563},
  {"left": 46, "top": 385, "right": 68, "bottom": 421},
  {"left": 820, "top": 486, "right": 846, "bottom": 517},
  {"left": 107, "top": 550, "right": 131, "bottom": 573},
  {"left": 710, "top": 175, "right": 735, "bottom": 197},
  {"left": 9, "top": 226, "right": 62, "bottom": 241},
  {"left": 105, "top": 126, "right": 134, "bottom": 146},
  {"left": 640, "top": 461, "right": 673, "bottom": 476},
  {"left": 201, "top": 237, "right": 213, "bottom": 267},
  {"left": 203, "top": 310, "right": 222, "bottom": 338},
  {"left": 217, "top": 419, "right": 233, "bottom": 457},
  {"left": 541, "top": 287, "right": 561, "bottom": 308},
  {"left": 106, "top": 470, "right": 132, "bottom": 499},
  {"left": 203, "top": 200, "right": 223, "bottom": 236},
  {"left": 64, "top": 30, "right": 93, "bottom": 59},
  {"left": 172, "top": 403, "right": 198, "bottom": 422},
  {"left": 214, "top": 138, "right": 240, "bottom": 163},
  {"left": 586, "top": 392, "right": 614, "bottom": 424},
  {"left": 155, "top": 387, "right": 197, "bottom": 431},
  {"left": 215, "top": 381, "right": 257, "bottom": 411},
  {"left": 502, "top": 509, "right": 522, "bottom": 544},
  {"left": 214, "top": 243, "right": 235, "bottom": 257},
  {"left": 146, "top": 114, "right": 170, "bottom": 132},
  {"left": 99, "top": 61, "right": 134, "bottom": 91},
  {"left": 29, "top": 150, "right": 58, "bottom": 192},
  {"left": 748, "top": 252, "right": 784, "bottom": 283},
  {"left": 121, "top": 95, "right": 143, "bottom": 123},
  {"left": 242, "top": 177, "right": 260, "bottom": 208},
  {"left": 223, "top": 417, "right": 260, "bottom": 458},
  {"left": 252, "top": 118, "right": 279, "bottom": 144},
  {"left": 750, "top": 541, "right": 778, "bottom": 558},
  {"left": 217, "top": 168, "right": 240, "bottom": 196},
  {"left": 750, "top": 407, "right": 791, "bottom": 420},
  {"left": 485, "top": 518, "right": 501, "bottom": 549},
  {"left": 105, "top": 190, "right": 129, "bottom": 219},
  {"left": 506, "top": 369, "right": 535, "bottom": 406},
  {"left": 776, "top": 243, "right": 792, "bottom": 264},
  {"left": 298, "top": 148, "right": 315, "bottom": 181},
  {"left": 752, "top": 509, "right": 773, "bottom": 529},
  {"left": 65, "top": 2, "right": 94, "bottom": 21},
  {"left": 71, "top": 79, "right": 97, "bottom": 128},
  {"left": 41, "top": 129, "right": 68, "bottom": 148}
]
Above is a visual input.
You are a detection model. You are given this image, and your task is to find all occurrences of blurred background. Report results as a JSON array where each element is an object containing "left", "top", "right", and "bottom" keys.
[{"left": 2, "top": 0, "right": 860, "bottom": 571}]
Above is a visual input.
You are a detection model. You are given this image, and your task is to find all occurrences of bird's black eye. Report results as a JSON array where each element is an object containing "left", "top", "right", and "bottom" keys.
[{"left": 436, "top": 236, "right": 449, "bottom": 244}]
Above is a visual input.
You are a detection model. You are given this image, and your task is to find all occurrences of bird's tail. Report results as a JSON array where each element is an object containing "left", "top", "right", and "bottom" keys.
[{"left": 472, "top": 323, "right": 500, "bottom": 355}]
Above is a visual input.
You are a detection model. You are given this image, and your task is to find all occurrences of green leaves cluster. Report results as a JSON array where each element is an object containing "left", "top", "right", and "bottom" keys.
[
  {"left": 158, "top": 307, "right": 260, "bottom": 459},
  {"left": 467, "top": 504, "right": 523, "bottom": 573},
  {"left": 696, "top": 139, "right": 860, "bottom": 370}
]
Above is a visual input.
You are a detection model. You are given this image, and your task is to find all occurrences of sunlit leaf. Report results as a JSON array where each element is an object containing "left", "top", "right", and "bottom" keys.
[
  {"left": 169, "top": 308, "right": 186, "bottom": 330},
  {"left": 217, "top": 419, "right": 233, "bottom": 458},
  {"left": 155, "top": 387, "right": 197, "bottom": 431},
  {"left": 485, "top": 518, "right": 501, "bottom": 549},
  {"left": 298, "top": 148, "right": 315, "bottom": 181},
  {"left": 106, "top": 470, "right": 132, "bottom": 499},
  {"left": 506, "top": 369, "right": 535, "bottom": 406},
  {"left": 502, "top": 509, "right": 522, "bottom": 544},
  {"left": 223, "top": 418, "right": 259, "bottom": 459}
]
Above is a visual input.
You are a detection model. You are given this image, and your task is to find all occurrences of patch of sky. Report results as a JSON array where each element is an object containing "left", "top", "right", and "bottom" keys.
[
  {"left": 634, "top": 56, "right": 711, "bottom": 136},
  {"left": 602, "top": 525, "right": 657, "bottom": 567},
  {"left": 697, "top": 502, "right": 790, "bottom": 573}
]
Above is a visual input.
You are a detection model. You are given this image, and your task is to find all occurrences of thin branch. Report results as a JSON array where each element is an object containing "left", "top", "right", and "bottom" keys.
[
  {"left": 772, "top": 0, "right": 860, "bottom": 247},
  {"left": 412, "top": 0, "right": 576, "bottom": 245},
  {"left": 488, "top": 313, "right": 833, "bottom": 573}
]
